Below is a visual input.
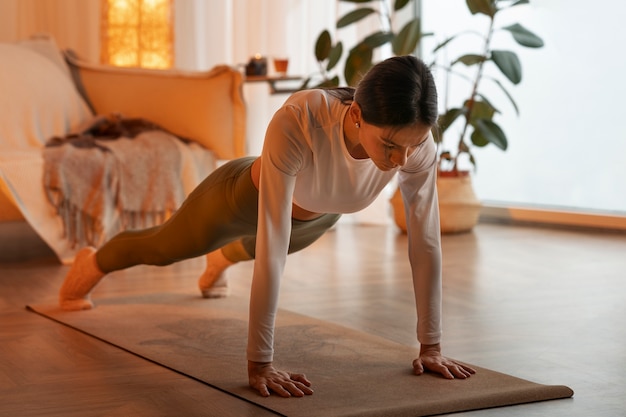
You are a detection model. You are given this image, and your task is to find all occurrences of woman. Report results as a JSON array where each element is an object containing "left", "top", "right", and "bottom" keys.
[{"left": 59, "top": 55, "right": 475, "bottom": 398}]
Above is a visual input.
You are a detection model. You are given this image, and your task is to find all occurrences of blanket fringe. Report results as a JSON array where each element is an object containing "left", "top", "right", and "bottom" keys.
[
  {"left": 47, "top": 196, "right": 108, "bottom": 248},
  {"left": 49, "top": 196, "right": 175, "bottom": 249}
]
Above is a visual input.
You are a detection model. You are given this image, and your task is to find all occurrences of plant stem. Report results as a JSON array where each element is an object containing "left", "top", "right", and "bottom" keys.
[{"left": 453, "top": 14, "right": 496, "bottom": 172}]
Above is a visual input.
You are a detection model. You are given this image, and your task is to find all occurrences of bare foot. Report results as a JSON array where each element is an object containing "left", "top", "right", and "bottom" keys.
[
  {"left": 198, "top": 250, "right": 233, "bottom": 298},
  {"left": 59, "top": 247, "right": 104, "bottom": 311}
]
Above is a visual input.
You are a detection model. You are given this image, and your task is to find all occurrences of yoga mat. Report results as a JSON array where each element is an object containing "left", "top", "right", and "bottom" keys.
[{"left": 28, "top": 293, "right": 573, "bottom": 417}]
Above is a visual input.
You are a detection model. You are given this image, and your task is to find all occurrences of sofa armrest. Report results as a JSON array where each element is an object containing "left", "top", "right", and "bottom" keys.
[
  {"left": 0, "top": 182, "right": 22, "bottom": 221},
  {"left": 65, "top": 52, "right": 246, "bottom": 160}
]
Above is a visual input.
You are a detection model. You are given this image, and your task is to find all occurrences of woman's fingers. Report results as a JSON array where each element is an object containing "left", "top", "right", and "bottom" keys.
[
  {"left": 413, "top": 355, "right": 477, "bottom": 379},
  {"left": 448, "top": 361, "right": 476, "bottom": 379},
  {"left": 267, "top": 376, "right": 313, "bottom": 397},
  {"left": 249, "top": 362, "right": 314, "bottom": 397},
  {"left": 289, "top": 372, "right": 312, "bottom": 387}
]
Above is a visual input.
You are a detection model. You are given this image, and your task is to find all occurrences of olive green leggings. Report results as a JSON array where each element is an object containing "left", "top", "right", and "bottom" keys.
[{"left": 95, "top": 157, "right": 341, "bottom": 273}]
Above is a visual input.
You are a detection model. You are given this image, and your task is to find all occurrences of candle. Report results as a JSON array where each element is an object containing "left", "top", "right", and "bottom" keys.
[{"left": 246, "top": 53, "right": 267, "bottom": 76}]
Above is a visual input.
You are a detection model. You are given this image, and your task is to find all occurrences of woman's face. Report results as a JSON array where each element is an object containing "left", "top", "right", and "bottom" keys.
[
  {"left": 358, "top": 120, "right": 432, "bottom": 171},
  {"left": 347, "top": 101, "right": 432, "bottom": 171},
  {"left": 359, "top": 123, "right": 430, "bottom": 171}
]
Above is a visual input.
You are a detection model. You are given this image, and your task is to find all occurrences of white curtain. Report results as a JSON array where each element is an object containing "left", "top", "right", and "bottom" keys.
[{"left": 0, "top": 0, "right": 101, "bottom": 62}]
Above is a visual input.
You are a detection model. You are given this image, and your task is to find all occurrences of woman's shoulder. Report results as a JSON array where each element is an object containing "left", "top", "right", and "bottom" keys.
[
  {"left": 281, "top": 89, "right": 347, "bottom": 125},
  {"left": 284, "top": 88, "right": 329, "bottom": 106},
  {"left": 286, "top": 88, "right": 354, "bottom": 106}
]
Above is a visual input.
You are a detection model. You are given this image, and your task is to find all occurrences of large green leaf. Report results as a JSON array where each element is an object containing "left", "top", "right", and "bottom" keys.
[
  {"left": 472, "top": 119, "right": 508, "bottom": 150},
  {"left": 315, "top": 30, "right": 332, "bottom": 61},
  {"left": 470, "top": 128, "right": 489, "bottom": 147},
  {"left": 502, "top": 23, "right": 544, "bottom": 48},
  {"left": 337, "top": 8, "right": 377, "bottom": 28},
  {"left": 491, "top": 49, "right": 522, "bottom": 84},
  {"left": 326, "top": 42, "right": 343, "bottom": 71},
  {"left": 394, "top": 0, "right": 411, "bottom": 11},
  {"left": 437, "top": 107, "right": 465, "bottom": 136},
  {"left": 509, "top": 0, "right": 530, "bottom": 7},
  {"left": 453, "top": 53, "right": 486, "bottom": 66},
  {"left": 345, "top": 43, "right": 373, "bottom": 86},
  {"left": 392, "top": 18, "right": 422, "bottom": 55},
  {"left": 474, "top": 93, "right": 501, "bottom": 115},
  {"left": 466, "top": 0, "right": 496, "bottom": 17},
  {"left": 467, "top": 99, "right": 496, "bottom": 123},
  {"left": 363, "top": 31, "right": 395, "bottom": 49},
  {"left": 432, "top": 34, "right": 459, "bottom": 54}
]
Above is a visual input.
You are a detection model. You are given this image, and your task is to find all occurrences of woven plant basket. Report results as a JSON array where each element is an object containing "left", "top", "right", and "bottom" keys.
[
  {"left": 437, "top": 174, "right": 481, "bottom": 233},
  {"left": 390, "top": 172, "right": 481, "bottom": 234}
]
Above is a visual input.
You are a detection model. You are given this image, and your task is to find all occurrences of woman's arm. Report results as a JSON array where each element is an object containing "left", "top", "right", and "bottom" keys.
[
  {"left": 398, "top": 138, "right": 475, "bottom": 378},
  {"left": 398, "top": 139, "right": 443, "bottom": 346},
  {"left": 246, "top": 104, "right": 315, "bottom": 395},
  {"left": 247, "top": 155, "right": 295, "bottom": 363}
]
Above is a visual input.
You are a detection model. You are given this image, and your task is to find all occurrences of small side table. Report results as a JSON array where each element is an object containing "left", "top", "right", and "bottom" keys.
[{"left": 244, "top": 75, "right": 304, "bottom": 95}]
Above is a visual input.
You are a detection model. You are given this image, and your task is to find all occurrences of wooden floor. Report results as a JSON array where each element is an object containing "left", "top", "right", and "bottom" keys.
[{"left": 1, "top": 222, "right": 625, "bottom": 416}]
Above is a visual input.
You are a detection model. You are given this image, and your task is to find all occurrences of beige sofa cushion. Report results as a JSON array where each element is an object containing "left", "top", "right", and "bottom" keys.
[
  {"left": 0, "top": 43, "right": 92, "bottom": 151},
  {"left": 68, "top": 59, "right": 246, "bottom": 160},
  {"left": 16, "top": 34, "right": 72, "bottom": 80}
]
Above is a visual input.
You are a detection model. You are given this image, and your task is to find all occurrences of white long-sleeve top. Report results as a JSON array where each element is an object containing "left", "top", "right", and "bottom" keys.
[{"left": 247, "top": 89, "right": 442, "bottom": 363}]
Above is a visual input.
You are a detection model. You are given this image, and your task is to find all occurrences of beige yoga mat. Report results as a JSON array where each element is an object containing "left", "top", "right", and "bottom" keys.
[{"left": 28, "top": 293, "right": 573, "bottom": 417}]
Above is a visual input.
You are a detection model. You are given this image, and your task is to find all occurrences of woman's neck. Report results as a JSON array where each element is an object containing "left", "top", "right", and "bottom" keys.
[{"left": 343, "top": 110, "right": 368, "bottom": 159}]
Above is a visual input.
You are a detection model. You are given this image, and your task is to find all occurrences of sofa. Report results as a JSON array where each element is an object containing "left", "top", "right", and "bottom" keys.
[{"left": 0, "top": 35, "right": 246, "bottom": 264}]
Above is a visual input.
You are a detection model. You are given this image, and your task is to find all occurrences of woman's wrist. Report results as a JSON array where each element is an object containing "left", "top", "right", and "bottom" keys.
[
  {"left": 248, "top": 360, "right": 273, "bottom": 371},
  {"left": 419, "top": 343, "right": 441, "bottom": 355}
]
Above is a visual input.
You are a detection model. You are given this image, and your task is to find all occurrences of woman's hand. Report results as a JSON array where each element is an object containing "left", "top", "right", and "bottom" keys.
[
  {"left": 412, "top": 343, "right": 476, "bottom": 379},
  {"left": 248, "top": 361, "right": 314, "bottom": 397}
]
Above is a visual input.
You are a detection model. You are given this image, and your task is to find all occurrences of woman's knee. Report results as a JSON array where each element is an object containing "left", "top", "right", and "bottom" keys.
[
  {"left": 288, "top": 214, "right": 341, "bottom": 254},
  {"left": 223, "top": 238, "right": 255, "bottom": 262}
]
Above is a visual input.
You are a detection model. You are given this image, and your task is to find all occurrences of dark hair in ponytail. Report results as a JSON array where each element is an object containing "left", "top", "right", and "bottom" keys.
[{"left": 326, "top": 55, "right": 438, "bottom": 128}]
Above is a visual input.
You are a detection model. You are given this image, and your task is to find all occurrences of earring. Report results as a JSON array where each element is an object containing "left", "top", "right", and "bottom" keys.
[{"left": 355, "top": 122, "right": 360, "bottom": 128}]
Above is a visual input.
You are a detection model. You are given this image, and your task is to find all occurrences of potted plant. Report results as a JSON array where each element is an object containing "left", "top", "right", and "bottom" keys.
[
  {"left": 305, "top": 0, "right": 544, "bottom": 233},
  {"left": 429, "top": 0, "right": 543, "bottom": 232},
  {"left": 393, "top": 0, "right": 544, "bottom": 233}
]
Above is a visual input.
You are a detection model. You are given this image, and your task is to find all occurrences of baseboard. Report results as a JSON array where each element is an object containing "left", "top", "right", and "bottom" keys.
[{"left": 479, "top": 203, "right": 626, "bottom": 233}]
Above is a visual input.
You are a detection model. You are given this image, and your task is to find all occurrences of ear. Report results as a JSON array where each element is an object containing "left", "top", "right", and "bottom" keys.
[{"left": 348, "top": 102, "right": 362, "bottom": 124}]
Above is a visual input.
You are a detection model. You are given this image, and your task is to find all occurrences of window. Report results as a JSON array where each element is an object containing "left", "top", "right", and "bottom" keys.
[
  {"left": 421, "top": 0, "right": 626, "bottom": 218},
  {"left": 101, "top": 0, "right": 173, "bottom": 69}
]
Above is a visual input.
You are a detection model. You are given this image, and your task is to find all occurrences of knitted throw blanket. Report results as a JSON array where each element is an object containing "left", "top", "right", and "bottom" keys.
[{"left": 43, "top": 114, "right": 186, "bottom": 248}]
